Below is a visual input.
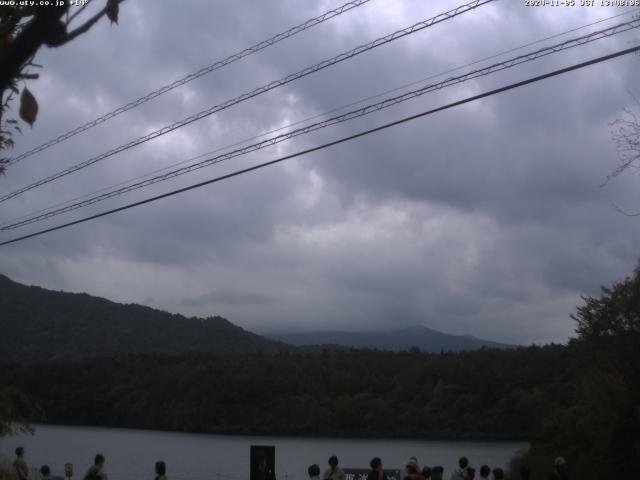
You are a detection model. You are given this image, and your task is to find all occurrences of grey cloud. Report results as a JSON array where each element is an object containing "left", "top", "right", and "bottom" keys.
[
  {"left": 180, "top": 290, "right": 271, "bottom": 308},
  {"left": 1, "top": 0, "right": 639, "bottom": 345}
]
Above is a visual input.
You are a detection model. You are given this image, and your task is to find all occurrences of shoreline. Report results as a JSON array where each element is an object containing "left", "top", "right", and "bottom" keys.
[{"left": 22, "top": 422, "right": 530, "bottom": 444}]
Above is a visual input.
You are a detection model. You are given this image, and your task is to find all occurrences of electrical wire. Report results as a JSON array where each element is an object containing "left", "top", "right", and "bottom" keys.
[
  {"left": 0, "top": 0, "right": 495, "bottom": 205},
  {"left": 5, "top": 0, "right": 373, "bottom": 166},
  {"left": 2, "top": 8, "right": 634, "bottom": 229},
  {"left": 3, "top": 16, "right": 638, "bottom": 231},
  {"left": 1, "top": 44, "right": 637, "bottom": 247}
]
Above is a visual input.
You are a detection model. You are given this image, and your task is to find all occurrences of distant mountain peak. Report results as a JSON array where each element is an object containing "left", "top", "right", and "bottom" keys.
[
  {"left": 267, "top": 327, "right": 514, "bottom": 353},
  {"left": 400, "top": 324, "right": 439, "bottom": 333}
]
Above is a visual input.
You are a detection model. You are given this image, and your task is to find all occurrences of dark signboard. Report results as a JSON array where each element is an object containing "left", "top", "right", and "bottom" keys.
[
  {"left": 250, "top": 445, "right": 276, "bottom": 480},
  {"left": 343, "top": 468, "right": 402, "bottom": 480}
]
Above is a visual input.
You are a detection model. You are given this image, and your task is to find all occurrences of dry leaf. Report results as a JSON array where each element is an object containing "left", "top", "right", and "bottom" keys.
[
  {"left": 106, "top": 0, "right": 119, "bottom": 25},
  {"left": 19, "top": 88, "right": 38, "bottom": 127}
]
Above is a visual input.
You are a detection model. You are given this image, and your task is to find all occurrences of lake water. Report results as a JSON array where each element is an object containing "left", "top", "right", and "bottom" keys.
[{"left": 0, "top": 425, "right": 527, "bottom": 480}]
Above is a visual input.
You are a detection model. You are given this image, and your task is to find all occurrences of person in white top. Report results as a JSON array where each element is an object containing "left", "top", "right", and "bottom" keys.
[
  {"left": 323, "top": 456, "right": 345, "bottom": 480},
  {"left": 13, "top": 446, "right": 28, "bottom": 480},
  {"left": 449, "top": 457, "right": 468, "bottom": 480}
]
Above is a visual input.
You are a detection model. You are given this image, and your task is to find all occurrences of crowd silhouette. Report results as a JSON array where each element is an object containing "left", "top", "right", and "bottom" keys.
[{"left": 8, "top": 447, "right": 568, "bottom": 480}]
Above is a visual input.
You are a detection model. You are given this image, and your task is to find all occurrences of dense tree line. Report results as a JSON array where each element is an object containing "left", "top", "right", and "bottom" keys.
[{"left": 0, "top": 345, "right": 572, "bottom": 440}]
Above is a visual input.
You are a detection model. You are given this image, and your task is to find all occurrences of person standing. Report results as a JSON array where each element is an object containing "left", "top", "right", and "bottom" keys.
[
  {"left": 308, "top": 464, "right": 321, "bottom": 480},
  {"left": 405, "top": 458, "right": 420, "bottom": 476},
  {"left": 449, "top": 458, "right": 468, "bottom": 480},
  {"left": 478, "top": 466, "right": 490, "bottom": 480},
  {"left": 40, "top": 465, "right": 53, "bottom": 480},
  {"left": 404, "top": 462, "right": 424, "bottom": 480},
  {"left": 14, "top": 447, "right": 28, "bottom": 480},
  {"left": 84, "top": 454, "right": 107, "bottom": 480},
  {"left": 324, "top": 456, "right": 345, "bottom": 480},
  {"left": 491, "top": 469, "right": 504, "bottom": 480},
  {"left": 367, "top": 458, "right": 389, "bottom": 480},
  {"left": 430, "top": 467, "right": 444, "bottom": 480},
  {"left": 154, "top": 462, "right": 167, "bottom": 480}
]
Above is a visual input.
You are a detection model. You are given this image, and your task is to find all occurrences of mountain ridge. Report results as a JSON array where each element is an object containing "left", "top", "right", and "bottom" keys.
[
  {"left": 0, "top": 274, "right": 512, "bottom": 360},
  {"left": 0, "top": 273, "right": 289, "bottom": 361},
  {"left": 266, "top": 325, "right": 514, "bottom": 352}
]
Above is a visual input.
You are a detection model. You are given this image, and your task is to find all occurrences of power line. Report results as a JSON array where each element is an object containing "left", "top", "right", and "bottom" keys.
[
  {"left": 3, "top": 8, "right": 633, "bottom": 230},
  {"left": 3, "top": 16, "right": 638, "bottom": 231},
  {"left": 5, "top": 0, "right": 372, "bottom": 166},
  {"left": 0, "top": 0, "right": 495, "bottom": 205},
  {"left": 1, "top": 44, "right": 637, "bottom": 247}
]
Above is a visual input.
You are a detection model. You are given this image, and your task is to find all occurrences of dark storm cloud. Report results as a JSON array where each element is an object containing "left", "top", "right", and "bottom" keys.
[{"left": 1, "top": 0, "right": 639, "bottom": 344}]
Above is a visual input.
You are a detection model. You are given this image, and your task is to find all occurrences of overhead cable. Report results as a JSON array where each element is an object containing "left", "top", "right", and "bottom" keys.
[
  {"left": 5, "top": 0, "right": 373, "bottom": 166},
  {"left": 3, "top": 17, "right": 638, "bottom": 231},
  {"left": 1, "top": 44, "right": 638, "bottom": 247},
  {"left": 0, "top": 0, "right": 495, "bottom": 205},
  {"left": 3, "top": 8, "right": 633, "bottom": 230}
]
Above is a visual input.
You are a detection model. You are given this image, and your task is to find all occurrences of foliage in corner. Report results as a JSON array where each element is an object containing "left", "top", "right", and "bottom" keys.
[
  {"left": 0, "top": 1, "right": 125, "bottom": 175},
  {"left": 607, "top": 94, "right": 640, "bottom": 216},
  {"left": 0, "top": 385, "right": 44, "bottom": 436},
  {"left": 573, "top": 262, "right": 640, "bottom": 340},
  {"left": 520, "top": 262, "right": 640, "bottom": 479}
]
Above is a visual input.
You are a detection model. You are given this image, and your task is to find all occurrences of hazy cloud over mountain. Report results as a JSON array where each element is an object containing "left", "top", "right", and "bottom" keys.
[{"left": 1, "top": 0, "right": 639, "bottom": 344}]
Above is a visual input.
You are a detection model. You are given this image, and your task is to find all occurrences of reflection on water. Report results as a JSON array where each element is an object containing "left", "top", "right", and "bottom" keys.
[{"left": 0, "top": 425, "right": 527, "bottom": 480}]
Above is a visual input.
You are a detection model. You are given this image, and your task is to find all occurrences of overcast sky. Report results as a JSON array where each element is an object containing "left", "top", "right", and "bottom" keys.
[{"left": 1, "top": 0, "right": 639, "bottom": 344}]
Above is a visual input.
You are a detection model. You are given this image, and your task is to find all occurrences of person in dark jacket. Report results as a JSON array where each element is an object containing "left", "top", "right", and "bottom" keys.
[
  {"left": 154, "top": 462, "right": 167, "bottom": 480},
  {"left": 308, "top": 464, "right": 321, "bottom": 480},
  {"left": 40, "top": 466, "right": 52, "bottom": 480},
  {"left": 478, "top": 466, "right": 490, "bottom": 480},
  {"left": 421, "top": 467, "right": 432, "bottom": 480},
  {"left": 367, "top": 458, "right": 389, "bottom": 480},
  {"left": 430, "top": 467, "right": 444, "bottom": 480}
]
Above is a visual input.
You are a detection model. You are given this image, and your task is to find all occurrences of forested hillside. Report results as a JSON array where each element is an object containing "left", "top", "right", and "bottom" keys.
[{"left": 0, "top": 274, "right": 288, "bottom": 360}]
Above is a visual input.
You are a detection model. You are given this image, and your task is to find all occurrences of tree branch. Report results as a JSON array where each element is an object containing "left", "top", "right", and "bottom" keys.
[
  {"left": 65, "top": 0, "right": 125, "bottom": 43},
  {"left": 0, "top": 6, "right": 68, "bottom": 93},
  {"left": 0, "top": 1, "right": 125, "bottom": 95},
  {"left": 66, "top": 0, "right": 93, "bottom": 26},
  {"left": 0, "top": 7, "right": 31, "bottom": 38}
]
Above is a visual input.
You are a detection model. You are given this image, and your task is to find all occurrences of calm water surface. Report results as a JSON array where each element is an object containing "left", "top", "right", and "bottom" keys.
[{"left": 1, "top": 425, "right": 527, "bottom": 480}]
